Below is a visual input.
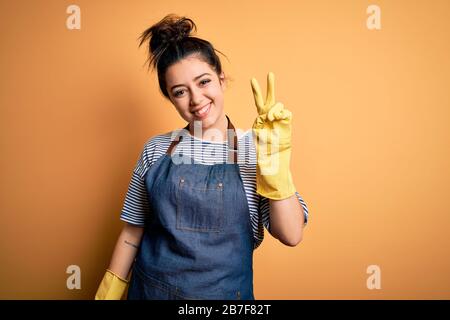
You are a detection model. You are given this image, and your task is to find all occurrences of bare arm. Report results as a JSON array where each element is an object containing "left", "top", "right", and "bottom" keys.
[
  {"left": 269, "top": 194, "right": 305, "bottom": 247},
  {"left": 107, "top": 223, "right": 144, "bottom": 280}
]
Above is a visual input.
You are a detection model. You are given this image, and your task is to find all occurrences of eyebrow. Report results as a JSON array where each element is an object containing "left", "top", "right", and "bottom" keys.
[{"left": 170, "top": 73, "right": 212, "bottom": 91}]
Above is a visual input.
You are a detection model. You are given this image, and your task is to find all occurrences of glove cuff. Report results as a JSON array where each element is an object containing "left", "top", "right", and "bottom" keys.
[
  {"left": 256, "top": 166, "right": 296, "bottom": 200},
  {"left": 95, "top": 269, "right": 128, "bottom": 300},
  {"left": 106, "top": 269, "right": 129, "bottom": 283}
]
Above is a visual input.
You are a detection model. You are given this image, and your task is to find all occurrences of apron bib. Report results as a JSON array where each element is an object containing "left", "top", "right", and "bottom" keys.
[{"left": 127, "top": 116, "right": 255, "bottom": 300}]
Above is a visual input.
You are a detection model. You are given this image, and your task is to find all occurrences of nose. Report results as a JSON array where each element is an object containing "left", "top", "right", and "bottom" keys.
[{"left": 189, "top": 87, "right": 204, "bottom": 107}]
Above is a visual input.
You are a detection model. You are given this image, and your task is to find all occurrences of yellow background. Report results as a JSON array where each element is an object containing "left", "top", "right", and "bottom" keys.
[{"left": 1, "top": 0, "right": 449, "bottom": 299}]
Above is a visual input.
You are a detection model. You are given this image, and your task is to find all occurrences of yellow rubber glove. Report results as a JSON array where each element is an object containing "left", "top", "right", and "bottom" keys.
[
  {"left": 251, "top": 72, "right": 296, "bottom": 200},
  {"left": 95, "top": 269, "right": 128, "bottom": 300}
]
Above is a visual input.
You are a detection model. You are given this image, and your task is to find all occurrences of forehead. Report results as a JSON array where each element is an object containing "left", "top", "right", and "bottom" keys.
[{"left": 165, "top": 56, "right": 215, "bottom": 85}]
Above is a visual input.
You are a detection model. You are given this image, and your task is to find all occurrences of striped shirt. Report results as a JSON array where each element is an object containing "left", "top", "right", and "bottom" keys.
[{"left": 120, "top": 129, "right": 309, "bottom": 249}]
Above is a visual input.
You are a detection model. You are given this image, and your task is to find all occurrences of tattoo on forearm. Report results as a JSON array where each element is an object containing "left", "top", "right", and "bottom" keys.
[{"left": 124, "top": 240, "right": 139, "bottom": 249}]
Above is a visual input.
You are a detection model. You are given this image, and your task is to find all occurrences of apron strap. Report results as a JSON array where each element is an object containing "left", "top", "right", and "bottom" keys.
[{"left": 166, "top": 115, "right": 238, "bottom": 163}]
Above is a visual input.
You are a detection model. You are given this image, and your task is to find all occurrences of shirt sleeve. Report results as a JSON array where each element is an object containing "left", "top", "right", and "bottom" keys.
[
  {"left": 119, "top": 141, "right": 153, "bottom": 226},
  {"left": 260, "top": 191, "right": 309, "bottom": 234}
]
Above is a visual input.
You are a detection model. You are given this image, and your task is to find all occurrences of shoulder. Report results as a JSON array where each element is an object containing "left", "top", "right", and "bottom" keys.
[
  {"left": 136, "top": 130, "right": 177, "bottom": 170},
  {"left": 236, "top": 129, "right": 256, "bottom": 158},
  {"left": 145, "top": 130, "right": 174, "bottom": 147},
  {"left": 236, "top": 128, "right": 253, "bottom": 140},
  {"left": 142, "top": 129, "right": 180, "bottom": 154},
  {"left": 236, "top": 129, "right": 255, "bottom": 148}
]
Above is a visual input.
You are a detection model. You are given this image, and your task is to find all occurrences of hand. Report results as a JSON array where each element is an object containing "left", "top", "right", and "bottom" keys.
[{"left": 251, "top": 72, "right": 296, "bottom": 200}]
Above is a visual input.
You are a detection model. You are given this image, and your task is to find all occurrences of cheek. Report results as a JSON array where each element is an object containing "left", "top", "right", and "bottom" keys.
[
  {"left": 210, "top": 88, "right": 224, "bottom": 103},
  {"left": 173, "top": 103, "right": 189, "bottom": 116}
]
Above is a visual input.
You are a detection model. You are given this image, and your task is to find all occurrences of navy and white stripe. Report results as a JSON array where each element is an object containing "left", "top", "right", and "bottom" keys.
[{"left": 120, "top": 129, "right": 309, "bottom": 249}]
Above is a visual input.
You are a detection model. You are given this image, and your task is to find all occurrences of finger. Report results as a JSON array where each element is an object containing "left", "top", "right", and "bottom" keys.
[
  {"left": 266, "top": 72, "right": 276, "bottom": 107},
  {"left": 253, "top": 114, "right": 267, "bottom": 129},
  {"left": 279, "top": 108, "right": 292, "bottom": 123},
  {"left": 251, "top": 78, "right": 264, "bottom": 114},
  {"left": 267, "top": 102, "right": 284, "bottom": 122}
]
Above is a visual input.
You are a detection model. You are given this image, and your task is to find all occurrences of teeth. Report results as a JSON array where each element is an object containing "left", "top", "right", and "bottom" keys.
[{"left": 195, "top": 103, "right": 210, "bottom": 116}]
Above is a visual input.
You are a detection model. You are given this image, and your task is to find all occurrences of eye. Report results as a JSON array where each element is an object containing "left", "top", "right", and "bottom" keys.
[
  {"left": 173, "top": 89, "right": 185, "bottom": 97},
  {"left": 200, "top": 79, "right": 211, "bottom": 85}
]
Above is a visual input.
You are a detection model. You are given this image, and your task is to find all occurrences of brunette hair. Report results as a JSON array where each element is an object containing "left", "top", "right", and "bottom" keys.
[{"left": 138, "top": 14, "right": 228, "bottom": 99}]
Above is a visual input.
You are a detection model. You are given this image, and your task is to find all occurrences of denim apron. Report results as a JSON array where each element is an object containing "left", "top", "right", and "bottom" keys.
[{"left": 127, "top": 116, "right": 255, "bottom": 300}]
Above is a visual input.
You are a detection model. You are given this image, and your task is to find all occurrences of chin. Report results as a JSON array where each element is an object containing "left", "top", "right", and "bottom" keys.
[{"left": 192, "top": 113, "right": 218, "bottom": 128}]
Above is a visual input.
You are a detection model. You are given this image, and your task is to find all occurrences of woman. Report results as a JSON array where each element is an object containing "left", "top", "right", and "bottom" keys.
[{"left": 95, "top": 14, "right": 309, "bottom": 300}]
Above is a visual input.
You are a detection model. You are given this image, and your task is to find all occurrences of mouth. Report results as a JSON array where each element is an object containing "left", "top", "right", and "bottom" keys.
[{"left": 193, "top": 102, "right": 211, "bottom": 119}]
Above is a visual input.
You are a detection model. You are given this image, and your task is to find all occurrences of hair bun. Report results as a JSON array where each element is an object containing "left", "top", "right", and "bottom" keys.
[{"left": 147, "top": 14, "right": 197, "bottom": 54}]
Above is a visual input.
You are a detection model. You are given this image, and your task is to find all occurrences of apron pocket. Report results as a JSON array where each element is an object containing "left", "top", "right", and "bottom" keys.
[{"left": 176, "top": 178, "right": 224, "bottom": 232}]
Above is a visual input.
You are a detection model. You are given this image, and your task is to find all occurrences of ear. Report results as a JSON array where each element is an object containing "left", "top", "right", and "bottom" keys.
[{"left": 219, "top": 72, "right": 226, "bottom": 90}]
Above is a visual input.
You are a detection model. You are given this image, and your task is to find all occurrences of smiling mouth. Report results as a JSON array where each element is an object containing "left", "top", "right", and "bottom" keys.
[{"left": 194, "top": 103, "right": 211, "bottom": 118}]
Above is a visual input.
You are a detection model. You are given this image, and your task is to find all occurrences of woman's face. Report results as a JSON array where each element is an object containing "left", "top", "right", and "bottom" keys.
[{"left": 165, "top": 54, "right": 226, "bottom": 133}]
